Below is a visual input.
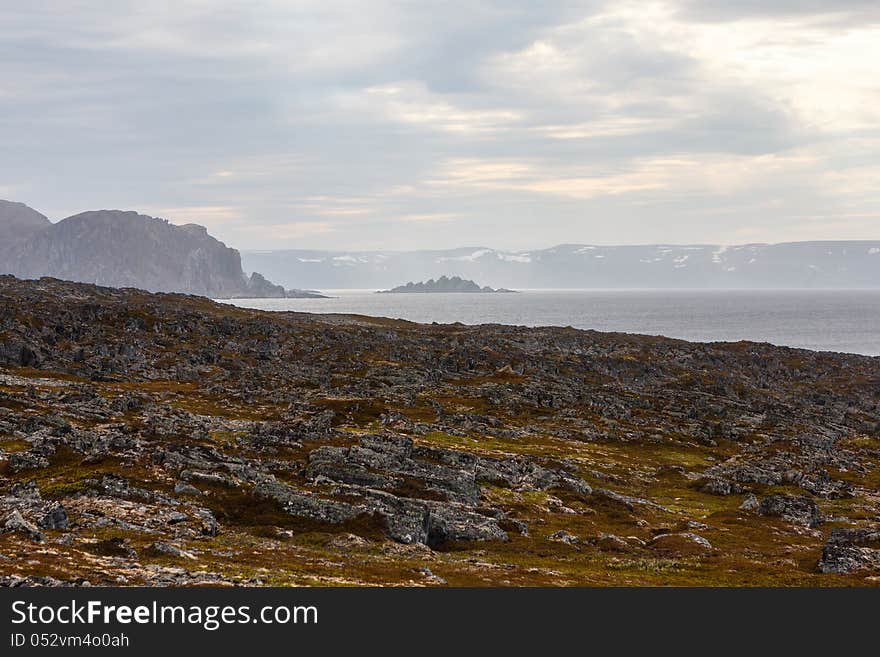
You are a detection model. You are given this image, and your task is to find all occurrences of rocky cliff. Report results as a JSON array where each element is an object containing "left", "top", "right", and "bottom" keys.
[
  {"left": 0, "top": 200, "right": 52, "bottom": 256},
  {"left": 0, "top": 202, "right": 323, "bottom": 299}
]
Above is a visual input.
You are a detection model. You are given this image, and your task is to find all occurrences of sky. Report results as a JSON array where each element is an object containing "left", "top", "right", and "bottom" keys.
[{"left": 1, "top": 1, "right": 879, "bottom": 251}]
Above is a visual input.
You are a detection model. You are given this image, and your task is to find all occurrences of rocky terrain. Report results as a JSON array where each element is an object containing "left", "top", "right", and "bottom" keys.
[
  {"left": 0, "top": 201, "right": 324, "bottom": 299},
  {"left": 1, "top": 275, "right": 879, "bottom": 587},
  {"left": 378, "top": 276, "right": 515, "bottom": 294}
]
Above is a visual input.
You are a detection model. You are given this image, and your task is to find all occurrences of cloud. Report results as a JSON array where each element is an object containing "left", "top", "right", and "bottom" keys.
[
  {"left": 423, "top": 151, "right": 822, "bottom": 200},
  {"left": 255, "top": 221, "right": 338, "bottom": 240},
  {"left": 675, "top": 0, "right": 880, "bottom": 24},
  {"left": 146, "top": 205, "right": 242, "bottom": 225},
  {"left": 1, "top": 1, "right": 878, "bottom": 250},
  {"left": 531, "top": 117, "right": 677, "bottom": 139},
  {"left": 396, "top": 212, "right": 461, "bottom": 223},
  {"left": 337, "top": 82, "right": 523, "bottom": 134}
]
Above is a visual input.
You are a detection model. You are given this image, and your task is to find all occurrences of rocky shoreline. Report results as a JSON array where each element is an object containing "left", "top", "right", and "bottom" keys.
[{"left": 1, "top": 275, "right": 879, "bottom": 586}]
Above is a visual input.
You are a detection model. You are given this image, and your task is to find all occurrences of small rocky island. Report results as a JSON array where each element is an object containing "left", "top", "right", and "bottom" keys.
[{"left": 378, "top": 275, "right": 515, "bottom": 294}]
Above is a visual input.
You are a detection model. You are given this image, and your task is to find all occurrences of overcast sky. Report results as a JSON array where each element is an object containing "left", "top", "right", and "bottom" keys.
[{"left": 2, "top": 1, "right": 879, "bottom": 250}]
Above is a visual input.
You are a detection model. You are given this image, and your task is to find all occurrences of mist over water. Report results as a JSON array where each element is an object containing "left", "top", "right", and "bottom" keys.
[{"left": 226, "top": 289, "right": 880, "bottom": 357}]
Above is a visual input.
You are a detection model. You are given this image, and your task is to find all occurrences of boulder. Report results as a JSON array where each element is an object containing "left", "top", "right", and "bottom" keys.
[
  {"left": 819, "top": 529, "right": 880, "bottom": 574},
  {"left": 548, "top": 530, "right": 580, "bottom": 545},
  {"left": 649, "top": 532, "right": 712, "bottom": 556},
  {"left": 147, "top": 542, "right": 197, "bottom": 560},
  {"left": 595, "top": 533, "right": 631, "bottom": 552},
  {"left": 758, "top": 494, "right": 822, "bottom": 527},
  {"left": 3, "top": 510, "right": 45, "bottom": 541},
  {"left": 39, "top": 503, "right": 69, "bottom": 530},
  {"left": 739, "top": 493, "right": 760, "bottom": 512},
  {"left": 697, "top": 477, "right": 744, "bottom": 496}
]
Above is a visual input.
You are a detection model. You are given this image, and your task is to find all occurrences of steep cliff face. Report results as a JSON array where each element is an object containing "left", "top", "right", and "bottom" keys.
[
  {"left": 0, "top": 200, "right": 51, "bottom": 257},
  {"left": 0, "top": 203, "right": 317, "bottom": 298}
]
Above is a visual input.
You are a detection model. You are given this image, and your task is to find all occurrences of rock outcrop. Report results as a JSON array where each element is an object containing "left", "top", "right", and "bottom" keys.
[{"left": 819, "top": 529, "right": 880, "bottom": 574}]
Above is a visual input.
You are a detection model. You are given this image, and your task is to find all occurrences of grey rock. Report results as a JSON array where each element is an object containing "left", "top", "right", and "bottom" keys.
[
  {"left": 819, "top": 528, "right": 880, "bottom": 574},
  {"left": 165, "top": 511, "right": 189, "bottom": 525},
  {"left": 39, "top": 504, "right": 69, "bottom": 530},
  {"left": 181, "top": 470, "right": 238, "bottom": 488},
  {"left": 548, "top": 530, "right": 580, "bottom": 545},
  {"left": 595, "top": 533, "right": 631, "bottom": 552},
  {"left": 508, "top": 518, "right": 530, "bottom": 536},
  {"left": 253, "top": 480, "right": 361, "bottom": 525},
  {"left": 256, "top": 474, "right": 507, "bottom": 546},
  {"left": 697, "top": 477, "right": 744, "bottom": 496},
  {"left": 307, "top": 435, "right": 590, "bottom": 509},
  {"left": 592, "top": 488, "right": 672, "bottom": 513},
  {"left": 173, "top": 481, "right": 202, "bottom": 497},
  {"left": 739, "top": 493, "right": 760, "bottom": 512},
  {"left": 416, "top": 567, "right": 447, "bottom": 585},
  {"left": 8, "top": 451, "right": 50, "bottom": 472},
  {"left": 0, "top": 575, "right": 75, "bottom": 587},
  {"left": 649, "top": 532, "right": 713, "bottom": 555},
  {"left": 758, "top": 494, "right": 822, "bottom": 527},
  {"left": 3, "top": 509, "right": 45, "bottom": 541},
  {"left": 9, "top": 480, "right": 42, "bottom": 500},
  {"left": 193, "top": 508, "right": 221, "bottom": 537},
  {"left": 425, "top": 502, "right": 508, "bottom": 545},
  {"left": 148, "top": 542, "right": 197, "bottom": 560}
]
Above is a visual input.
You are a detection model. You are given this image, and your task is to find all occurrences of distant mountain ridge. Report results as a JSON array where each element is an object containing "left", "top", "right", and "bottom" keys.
[
  {"left": 0, "top": 201, "right": 322, "bottom": 299},
  {"left": 6, "top": 198, "right": 878, "bottom": 293},
  {"left": 378, "top": 275, "right": 515, "bottom": 294},
  {"left": 243, "top": 242, "right": 880, "bottom": 290}
]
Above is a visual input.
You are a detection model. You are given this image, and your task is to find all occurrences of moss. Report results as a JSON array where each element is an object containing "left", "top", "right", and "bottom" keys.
[
  {"left": 10, "top": 367, "right": 87, "bottom": 383},
  {"left": 313, "top": 397, "right": 388, "bottom": 426},
  {"left": 207, "top": 430, "right": 246, "bottom": 445},
  {"left": 200, "top": 485, "right": 389, "bottom": 543},
  {"left": 170, "top": 396, "right": 284, "bottom": 421},
  {"left": 86, "top": 538, "right": 135, "bottom": 558},
  {"left": 41, "top": 479, "right": 96, "bottom": 498},
  {"left": 607, "top": 557, "right": 690, "bottom": 573},
  {"left": 0, "top": 438, "right": 32, "bottom": 453}
]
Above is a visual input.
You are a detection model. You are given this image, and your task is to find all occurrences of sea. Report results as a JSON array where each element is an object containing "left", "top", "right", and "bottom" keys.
[{"left": 225, "top": 289, "right": 880, "bottom": 357}]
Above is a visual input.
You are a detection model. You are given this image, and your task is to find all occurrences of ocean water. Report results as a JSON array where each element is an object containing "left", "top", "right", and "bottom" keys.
[{"left": 225, "top": 289, "right": 880, "bottom": 357}]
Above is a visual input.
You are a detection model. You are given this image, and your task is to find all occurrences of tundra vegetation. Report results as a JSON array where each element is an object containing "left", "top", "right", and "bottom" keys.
[{"left": 1, "top": 275, "right": 879, "bottom": 586}]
